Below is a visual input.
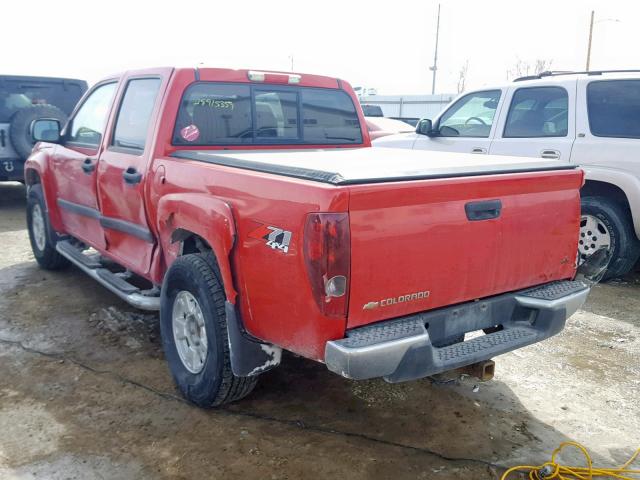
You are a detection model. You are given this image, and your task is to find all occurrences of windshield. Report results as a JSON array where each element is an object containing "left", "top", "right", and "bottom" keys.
[
  {"left": 0, "top": 77, "right": 86, "bottom": 122},
  {"left": 173, "top": 83, "right": 363, "bottom": 146}
]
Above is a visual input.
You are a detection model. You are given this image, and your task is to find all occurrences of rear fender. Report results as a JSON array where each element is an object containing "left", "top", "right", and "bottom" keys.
[
  {"left": 156, "top": 193, "right": 237, "bottom": 303},
  {"left": 24, "top": 146, "right": 64, "bottom": 233}
]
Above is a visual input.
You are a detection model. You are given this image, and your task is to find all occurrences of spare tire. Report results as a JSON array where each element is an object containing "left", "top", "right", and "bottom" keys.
[{"left": 9, "top": 104, "right": 68, "bottom": 159}]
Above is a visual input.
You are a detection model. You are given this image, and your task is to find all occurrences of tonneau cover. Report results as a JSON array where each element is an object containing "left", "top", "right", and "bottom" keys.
[{"left": 172, "top": 148, "right": 576, "bottom": 185}]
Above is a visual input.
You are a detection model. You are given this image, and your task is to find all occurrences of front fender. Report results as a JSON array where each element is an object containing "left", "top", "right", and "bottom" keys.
[
  {"left": 156, "top": 193, "right": 238, "bottom": 303},
  {"left": 582, "top": 166, "right": 640, "bottom": 238},
  {"left": 24, "top": 145, "right": 64, "bottom": 233}
]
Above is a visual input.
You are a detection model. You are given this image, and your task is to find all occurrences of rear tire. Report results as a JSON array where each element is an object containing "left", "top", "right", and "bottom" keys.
[
  {"left": 27, "top": 184, "right": 69, "bottom": 270},
  {"left": 580, "top": 196, "right": 640, "bottom": 280},
  {"left": 160, "top": 253, "right": 257, "bottom": 407}
]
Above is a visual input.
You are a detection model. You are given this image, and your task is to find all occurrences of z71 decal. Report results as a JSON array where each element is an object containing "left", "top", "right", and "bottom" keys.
[{"left": 249, "top": 224, "right": 292, "bottom": 254}]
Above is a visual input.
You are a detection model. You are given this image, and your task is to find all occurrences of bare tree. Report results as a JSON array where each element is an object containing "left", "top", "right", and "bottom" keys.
[
  {"left": 534, "top": 58, "right": 553, "bottom": 75},
  {"left": 457, "top": 60, "right": 470, "bottom": 93},
  {"left": 507, "top": 58, "right": 553, "bottom": 80},
  {"left": 507, "top": 59, "right": 531, "bottom": 80}
]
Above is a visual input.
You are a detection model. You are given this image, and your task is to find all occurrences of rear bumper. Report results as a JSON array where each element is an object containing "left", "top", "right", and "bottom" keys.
[{"left": 325, "top": 280, "right": 589, "bottom": 382}]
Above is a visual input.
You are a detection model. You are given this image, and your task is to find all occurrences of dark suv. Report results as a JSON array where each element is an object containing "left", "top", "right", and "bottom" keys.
[{"left": 0, "top": 75, "right": 87, "bottom": 182}]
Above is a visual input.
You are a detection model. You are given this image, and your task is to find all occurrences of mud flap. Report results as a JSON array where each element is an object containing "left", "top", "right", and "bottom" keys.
[{"left": 225, "top": 301, "right": 282, "bottom": 377}]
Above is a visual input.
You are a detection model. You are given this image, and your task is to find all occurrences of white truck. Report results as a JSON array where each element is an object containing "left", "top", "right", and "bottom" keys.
[{"left": 374, "top": 70, "right": 640, "bottom": 279}]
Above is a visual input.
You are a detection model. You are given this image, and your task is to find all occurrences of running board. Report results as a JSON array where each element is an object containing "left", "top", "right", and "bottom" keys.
[
  {"left": 56, "top": 240, "right": 103, "bottom": 268},
  {"left": 56, "top": 240, "right": 160, "bottom": 311}
]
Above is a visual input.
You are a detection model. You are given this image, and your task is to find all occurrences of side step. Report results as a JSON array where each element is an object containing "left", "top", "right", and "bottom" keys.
[
  {"left": 56, "top": 240, "right": 160, "bottom": 311},
  {"left": 56, "top": 240, "right": 103, "bottom": 268}
]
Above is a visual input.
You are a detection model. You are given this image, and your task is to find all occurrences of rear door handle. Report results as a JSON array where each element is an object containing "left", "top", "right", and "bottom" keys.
[
  {"left": 81, "top": 158, "right": 95, "bottom": 174},
  {"left": 465, "top": 199, "right": 502, "bottom": 221},
  {"left": 471, "top": 147, "right": 487, "bottom": 154},
  {"left": 123, "top": 167, "right": 142, "bottom": 185},
  {"left": 540, "top": 149, "right": 560, "bottom": 159}
]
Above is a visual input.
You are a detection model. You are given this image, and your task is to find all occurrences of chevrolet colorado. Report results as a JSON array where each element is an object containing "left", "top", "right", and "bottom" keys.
[{"left": 24, "top": 67, "right": 590, "bottom": 406}]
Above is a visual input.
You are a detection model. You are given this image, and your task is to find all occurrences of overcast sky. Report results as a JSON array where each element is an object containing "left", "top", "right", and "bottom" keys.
[{"left": 5, "top": 0, "right": 639, "bottom": 94}]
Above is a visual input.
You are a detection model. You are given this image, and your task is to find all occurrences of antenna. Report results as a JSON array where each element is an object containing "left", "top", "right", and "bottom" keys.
[{"left": 429, "top": 4, "right": 441, "bottom": 95}]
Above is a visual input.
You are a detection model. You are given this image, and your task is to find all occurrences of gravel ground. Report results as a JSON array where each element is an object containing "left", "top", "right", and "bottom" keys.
[{"left": 0, "top": 182, "right": 638, "bottom": 479}]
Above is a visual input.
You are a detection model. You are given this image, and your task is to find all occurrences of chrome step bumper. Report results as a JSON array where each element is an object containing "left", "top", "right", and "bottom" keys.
[{"left": 325, "top": 280, "right": 589, "bottom": 382}]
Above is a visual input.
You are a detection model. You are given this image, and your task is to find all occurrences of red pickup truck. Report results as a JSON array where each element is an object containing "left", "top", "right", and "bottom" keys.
[{"left": 24, "top": 67, "right": 591, "bottom": 407}]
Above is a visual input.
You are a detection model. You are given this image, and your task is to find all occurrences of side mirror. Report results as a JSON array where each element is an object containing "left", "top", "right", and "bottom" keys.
[
  {"left": 416, "top": 118, "right": 436, "bottom": 136},
  {"left": 31, "top": 119, "right": 61, "bottom": 143}
]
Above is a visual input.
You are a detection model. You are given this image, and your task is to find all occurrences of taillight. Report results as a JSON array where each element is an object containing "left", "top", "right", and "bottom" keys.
[{"left": 303, "top": 212, "right": 350, "bottom": 318}]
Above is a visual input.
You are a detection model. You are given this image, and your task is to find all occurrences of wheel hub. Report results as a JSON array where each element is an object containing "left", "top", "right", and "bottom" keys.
[
  {"left": 31, "top": 204, "right": 47, "bottom": 252},
  {"left": 579, "top": 214, "right": 611, "bottom": 261},
  {"left": 172, "top": 290, "right": 208, "bottom": 374}
]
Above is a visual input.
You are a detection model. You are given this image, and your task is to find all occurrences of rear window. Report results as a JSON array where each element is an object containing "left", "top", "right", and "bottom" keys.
[
  {"left": 588, "top": 80, "right": 640, "bottom": 138},
  {"left": 173, "top": 83, "right": 363, "bottom": 146},
  {"left": 0, "top": 77, "right": 86, "bottom": 122}
]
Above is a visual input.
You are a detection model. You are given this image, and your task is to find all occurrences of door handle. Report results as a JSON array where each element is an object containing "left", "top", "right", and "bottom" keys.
[
  {"left": 465, "top": 199, "right": 502, "bottom": 221},
  {"left": 81, "top": 158, "right": 95, "bottom": 174},
  {"left": 540, "top": 149, "right": 560, "bottom": 159},
  {"left": 471, "top": 147, "right": 487, "bottom": 154},
  {"left": 123, "top": 167, "right": 143, "bottom": 185}
]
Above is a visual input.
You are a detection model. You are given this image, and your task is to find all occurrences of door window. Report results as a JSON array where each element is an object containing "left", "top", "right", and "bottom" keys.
[
  {"left": 112, "top": 78, "right": 161, "bottom": 152},
  {"left": 587, "top": 80, "right": 640, "bottom": 138},
  {"left": 503, "top": 87, "right": 568, "bottom": 138},
  {"left": 438, "top": 90, "right": 501, "bottom": 137},
  {"left": 68, "top": 83, "right": 117, "bottom": 147}
]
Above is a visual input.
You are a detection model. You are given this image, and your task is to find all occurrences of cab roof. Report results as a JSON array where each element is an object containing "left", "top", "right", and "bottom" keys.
[{"left": 111, "top": 67, "right": 344, "bottom": 90}]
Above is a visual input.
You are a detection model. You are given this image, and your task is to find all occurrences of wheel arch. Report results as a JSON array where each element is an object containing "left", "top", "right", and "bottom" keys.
[
  {"left": 24, "top": 149, "right": 64, "bottom": 233},
  {"left": 157, "top": 193, "right": 238, "bottom": 303},
  {"left": 581, "top": 167, "right": 640, "bottom": 239},
  {"left": 24, "top": 167, "right": 41, "bottom": 186}
]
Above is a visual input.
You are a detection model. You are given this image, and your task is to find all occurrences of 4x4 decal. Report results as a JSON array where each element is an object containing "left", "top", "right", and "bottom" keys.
[{"left": 249, "top": 224, "right": 292, "bottom": 253}]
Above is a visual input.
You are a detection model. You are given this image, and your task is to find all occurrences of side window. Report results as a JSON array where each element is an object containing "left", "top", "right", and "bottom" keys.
[
  {"left": 588, "top": 80, "right": 640, "bottom": 138},
  {"left": 504, "top": 87, "right": 568, "bottom": 138},
  {"left": 438, "top": 90, "right": 501, "bottom": 137},
  {"left": 68, "top": 83, "right": 117, "bottom": 147},
  {"left": 112, "top": 78, "right": 161, "bottom": 151}
]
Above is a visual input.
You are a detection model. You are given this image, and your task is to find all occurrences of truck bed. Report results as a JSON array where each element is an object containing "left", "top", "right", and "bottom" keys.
[{"left": 171, "top": 148, "right": 576, "bottom": 185}]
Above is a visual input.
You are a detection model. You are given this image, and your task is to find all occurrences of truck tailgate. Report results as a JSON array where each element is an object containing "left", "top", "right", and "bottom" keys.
[{"left": 347, "top": 169, "right": 582, "bottom": 328}]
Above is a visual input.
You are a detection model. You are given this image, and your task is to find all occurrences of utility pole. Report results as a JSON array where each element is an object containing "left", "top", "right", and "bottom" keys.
[
  {"left": 430, "top": 4, "right": 441, "bottom": 95},
  {"left": 586, "top": 10, "right": 595, "bottom": 71}
]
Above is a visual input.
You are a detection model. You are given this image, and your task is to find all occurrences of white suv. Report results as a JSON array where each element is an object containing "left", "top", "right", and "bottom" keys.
[{"left": 374, "top": 71, "right": 640, "bottom": 279}]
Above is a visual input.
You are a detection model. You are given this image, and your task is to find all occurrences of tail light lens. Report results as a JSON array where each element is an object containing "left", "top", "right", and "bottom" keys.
[{"left": 303, "top": 212, "right": 351, "bottom": 318}]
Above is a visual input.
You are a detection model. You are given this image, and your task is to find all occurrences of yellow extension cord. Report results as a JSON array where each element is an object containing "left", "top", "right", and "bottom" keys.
[{"left": 501, "top": 442, "right": 640, "bottom": 479}]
